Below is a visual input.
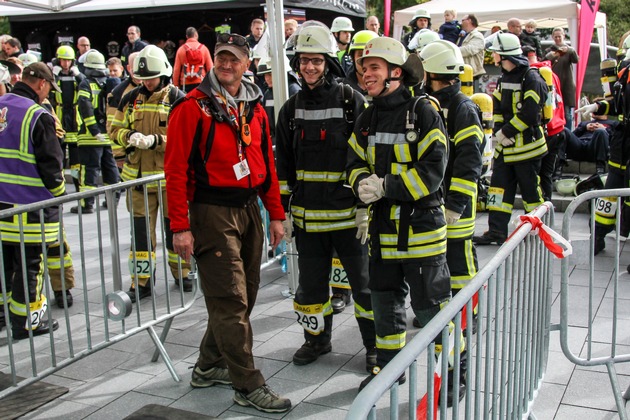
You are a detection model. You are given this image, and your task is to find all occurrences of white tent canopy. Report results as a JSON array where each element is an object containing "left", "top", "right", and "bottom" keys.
[{"left": 393, "top": 0, "right": 607, "bottom": 58}]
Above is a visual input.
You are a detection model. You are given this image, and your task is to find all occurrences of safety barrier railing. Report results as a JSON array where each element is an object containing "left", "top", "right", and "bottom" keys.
[
  {"left": 1, "top": 175, "right": 199, "bottom": 398},
  {"left": 348, "top": 203, "right": 565, "bottom": 419},
  {"left": 559, "top": 188, "right": 630, "bottom": 420}
]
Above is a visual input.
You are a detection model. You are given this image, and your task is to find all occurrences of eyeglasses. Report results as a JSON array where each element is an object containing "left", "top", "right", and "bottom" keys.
[
  {"left": 217, "top": 33, "right": 248, "bottom": 47},
  {"left": 127, "top": 32, "right": 137, "bottom": 35},
  {"left": 79, "top": 44, "right": 90, "bottom": 47},
  {"left": 298, "top": 57, "right": 325, "bottom": 66}
]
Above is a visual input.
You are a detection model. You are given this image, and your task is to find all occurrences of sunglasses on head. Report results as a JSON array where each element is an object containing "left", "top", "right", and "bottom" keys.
[{"left": 217, "top": 33, "right": 248, "bottom": 47}]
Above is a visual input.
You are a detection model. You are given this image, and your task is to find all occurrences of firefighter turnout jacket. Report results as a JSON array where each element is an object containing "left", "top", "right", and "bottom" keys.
[
  {"left": 493, "top": 65, "right": 548, "bottom": 163},
  {"left": 347, "top": 86, "right": 448, "bottom": 262}
]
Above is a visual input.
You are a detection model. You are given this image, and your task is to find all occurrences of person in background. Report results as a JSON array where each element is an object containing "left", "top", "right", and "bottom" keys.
[
  {"left": 402, "top": 9, "right": 431, "bottom": 51},
  {"left": 121, "top": 25, "right": 148, "bottom": 70},
  {"left": 458, "top": 14, "right": 486, "bottom": 88},
  {"left": 165, "top": 32, "right": 291, "bottom": 414},
  {"left": 521, "top": 20, "right": 543, "bottom": 61},
  {"left": 246, "top": 18, "right": 265, "bottom": 49},
  {"left": 438, "top": 9, "right": 462, "bottom": 44},
  {"left": 76, "top": 36, "right": 91, "bottom": 57},
  {"left": 331, "top": 16, "right": 354, "bottom": 76},
  {"left": 545, "top": 27, "right": 579, "bottom": 130},
  {"left": 110, "top": 45, "right": 189, "bottom": 302},
  {"left": 173, "top": 27, "right": 213, "bottom": 93},
  {"left": 73, "top": 50, "right": 121, "bottom": 214},
  {"left": 3, "top": 38, "right": 23, "bottom": 58},
  {"left": 0, "top": 62, "right": 65, "bottom": 339},
  {"left": 284, "top": 19, "right": 298, "bottom": 40},
  {"left": 106, "top": 57, "right": 124, "bottom": 79},
  {"left": 473, "top": 33, "right": 548, "bottom": 246},
  {"left": 365, "top": 15, "right": 381, "bottom": 35}
]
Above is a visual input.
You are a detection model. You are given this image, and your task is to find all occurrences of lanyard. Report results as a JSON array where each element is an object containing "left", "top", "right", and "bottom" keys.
[{"left": 215, "top": 94, "right": 251, "bottom": 160}]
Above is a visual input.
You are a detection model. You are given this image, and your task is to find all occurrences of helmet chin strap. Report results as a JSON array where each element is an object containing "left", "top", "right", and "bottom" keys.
[
  {"left": 302, "top": 67, "right": 328, "bottom": 89},
  {"left": 376, "top": 65, "right": 402, "bottom": 97}
]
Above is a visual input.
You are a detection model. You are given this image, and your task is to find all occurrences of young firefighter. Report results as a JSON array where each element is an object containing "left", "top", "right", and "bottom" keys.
[
  {"left": 346, "top": 36, "right": 451, "bottom": 390},
  {"left": 275, "top": 24, "right": 376, "bottom": 370}
]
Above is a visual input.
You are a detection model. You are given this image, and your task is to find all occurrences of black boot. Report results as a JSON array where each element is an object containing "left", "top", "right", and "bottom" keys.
[
  {"left": 331, "top": 289, "right": 351, "bottom": 314},
  {"left": 552, "top": 159, "right": 565, "bottom": 181},
  {"left": 472, "top": 230, "right": 506, "bottom": 246}
]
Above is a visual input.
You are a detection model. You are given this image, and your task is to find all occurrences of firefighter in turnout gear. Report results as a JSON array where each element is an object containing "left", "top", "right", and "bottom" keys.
[
  {"left": 346, "top": 37, "right": 451, "bottom": 390},
  {"left": 342, "top": 30, "right": 379, "bottom": 96},
  {"left": 73, "top": 49, "right": 121, "bottom": 214},
  {"left": 0, "top": 63, "right": 65, "bottom": 339},
  {"left": 275, "top": 24, "right": 376, "bottom": 370},
  {"left": 576, "top": 56, "right": 630, "bottom": 256},
  {"left": 419, "top": 40, "right": 484, "bottom": 405},
  {"left": 111, "top": 45, "right": 189, "bottom": 302},
  {"left": 473, "top": 33, "right": 548, "bottom": 245},
  {"left": 51, "top": 45, "right": 84, "bottom": 193}
]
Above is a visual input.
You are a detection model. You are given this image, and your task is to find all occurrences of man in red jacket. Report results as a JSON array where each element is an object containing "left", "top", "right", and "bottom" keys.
[
  {"left": 173, "top": 27, "right": 213, "bottom": 92},
  {"left": 523, "top": 46, "right": 566, "bottom": 201},
  {"left": 165, "top": 33, "right": 290, "bottom": 414}
]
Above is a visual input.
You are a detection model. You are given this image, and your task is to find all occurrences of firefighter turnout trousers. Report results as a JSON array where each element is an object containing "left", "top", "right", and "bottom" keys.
[{"left": 293, "top": 227, "right": 375, "bottom": 348}]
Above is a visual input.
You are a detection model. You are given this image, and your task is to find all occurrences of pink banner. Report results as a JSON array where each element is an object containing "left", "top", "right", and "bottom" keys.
[
  {"left": 575, "top": 0, "right": 600, "bottom": 106},
  {"left": 384, "top": 0, "right": 391, "bottom": 37}
]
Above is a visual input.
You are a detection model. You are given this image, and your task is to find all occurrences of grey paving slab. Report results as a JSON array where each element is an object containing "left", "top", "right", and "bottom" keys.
[
  {"left": 554, "top": 404, "right": 620, "bottom": 420},
  {"left": 82, "top": 391, "right": 175, "bottom": 420},
  {"left": 562, "top": 368, "right": 627, "bottom": 412},
  {"left": 169, "top": 383, "right": 235, "bottom": 418},
  {"left": 20, "top": 399, "right": 99, "bottom": 420},
  {"left": 132, "top": 360, "right": 197, "bottom": 400}
]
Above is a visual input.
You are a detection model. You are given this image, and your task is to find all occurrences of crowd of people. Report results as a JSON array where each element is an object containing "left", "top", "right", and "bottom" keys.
[{"left": 1, "top": 9, "right": 629, "bottom": 415}]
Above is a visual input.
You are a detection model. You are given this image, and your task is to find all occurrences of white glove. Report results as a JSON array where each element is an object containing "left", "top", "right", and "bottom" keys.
[
  {"left": 576, "top": 103, "right": 598, "bottom": 121},
  {"left": 355, "top": 208, "right": 369, "bottom": 245},
  {"left": 357, "top": 174, "right": 385, "bottom": 204},
  {"left": 129, "top": 133, "right": 155, "bottom": 149},
  {"left": 70, "top": 66, "right": 81, "bottom": 77},
  {"left": 495, "top": 129, "right": 515, "bottom": 147},
  {"left": 95, "top": 133, "right": 108, "bottom": 142},
  {"left": 52, "top": 66, "right": 62, "bottom": 76},
  {"left": 282, "top": 213, "right": 293, "bottom": 243},
  {"left": 445, "top": 209, "right": 461, "bottom": 225}
]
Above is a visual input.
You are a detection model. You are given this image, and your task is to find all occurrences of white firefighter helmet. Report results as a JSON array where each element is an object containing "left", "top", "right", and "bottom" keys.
[
  {"left": 84, "top": 50, "right": 106, "bottom": 70},
  {"left": 487, "top": 32, "right": 523, "bottom": 56},
  {"left": 134, "top": 45, "right": 172, "bottom": 79},
  {"left": 420, "top": 40, "right": 465, "bottom": 74},
  {"left": 331, "top": 17, "right": 354, "bottom": 33}
]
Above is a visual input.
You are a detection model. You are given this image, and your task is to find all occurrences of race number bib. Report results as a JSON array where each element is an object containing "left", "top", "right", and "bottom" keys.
[
  {"left": 26, "top": 297, "right": 48, "bottom": 329},
  {"left": 329, "top": 258, "right": 350, "bottom": 289},
  {"left": 294, "top": 302, "right": 325, "bottom": 335},
  {"left": 595, "top": 196, "right": 618, "bottom": 217},
  {"left": 486, "top": 187, "right": 505, "bottom": 211},
  {"left": 128, "top": 251, "right": 155, "bottom": 279}
]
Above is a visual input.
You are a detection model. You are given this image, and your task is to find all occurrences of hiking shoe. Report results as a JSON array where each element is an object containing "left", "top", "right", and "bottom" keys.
[
  {"left": 331, "top": 292, "right": 351, "bottom": 314},
  {"left": 125, "top": 285, "right": 151, "bottom": 303},
  {"left": 174, "top": 276, "right": 193, "bottom": 292},
  {"left": 70, "top": 205, "right": 94, "bottom": 214},
  {"left": 54, "top": 290, "right": 73, "bottom": 308},
  {"left": 190, "top": 364, "right": 231, "bottom": 388},
  {"left": 233, "top": 384, "right": 292, "bottom": 413},
  {"left": 13, "top": 319, "right": 59, "bottom": 340},
  {"left": 472, "top": 231, "right": 506, "bottom": 246},
  {"left": 359, "top": 366, "right": 406, "bottom": 392},
  {"left": 292, "top": 340, "right": 332, "bottom": 365},
  {"left": 365, "top": 346, "right": 377, "bottom": 373}
]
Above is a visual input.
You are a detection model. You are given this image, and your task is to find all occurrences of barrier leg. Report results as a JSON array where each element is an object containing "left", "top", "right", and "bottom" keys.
[
  {"left": 146, "top": 325, "right": 180, "bottom": 382},
  {"left": 151, "top": 317, "right": 173, "bottom": 363}
]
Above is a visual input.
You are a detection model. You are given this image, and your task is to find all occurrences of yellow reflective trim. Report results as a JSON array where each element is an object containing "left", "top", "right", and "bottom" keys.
[
  {"left": 354, "top": 301, "right": 374, "bottom": 321},
  {"left": 348, "top": 168, "right": 371, "bottom": 187},
  {"left": 394, "top": 143, "right": 412, "bottom": 162},
  {"left": 523, "top": 90, "right": 540, "bottom": 103},
  {"left": 296, "top": 170, "right": 345, "bottom": 183},
  {"left": 450, "top": 178, "right": 477, "bottom": 197},
  {"left": 453, "top": 125, "right": 483, "bottom": 146},
  {"left": 376, "top": 332, "right": 406, "bottom": 350},
  {"left": 401, "top": 170, "right": 429, "bottom": 200},
  {"left": 511, "top": 116, "right": 528, "bottom": 131}
]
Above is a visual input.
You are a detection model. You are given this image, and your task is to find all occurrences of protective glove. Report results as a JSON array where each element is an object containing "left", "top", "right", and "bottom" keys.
[
  {"left": 445, "top": 209, "right": 462, "bottom": 226},
  {"left": 128, "top": 133, "right": 155, "bottom": 149},
  {"left": 355, "top": 208, "right": 369, "bottom": 245},
  {"left": 70, "top": 66, "right": 81, "bottom": 77},
  {"left": 52, "top": 66, "right": 62, "bottom": 76},
  {"left": 281, "top": 212, "right": 293, "bottom": 243},
  {"left": 495, "top": 129, "right": 515, "bottom": 147},
  {"left": 576, "top": 103, "right": 598, "bottom": 121},
  {"left": 358, "top": 174, "right": 385, "bottom": 204},
  {"left": 95, "top": 133, "right": 108, "bottom": 142}
]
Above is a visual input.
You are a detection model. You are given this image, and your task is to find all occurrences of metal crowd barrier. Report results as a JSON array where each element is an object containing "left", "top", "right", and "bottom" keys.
[
  {"left": 1, "top": 175, "right": 211, "bottom": 398},
  {"left": 348, "top": 203, "right": 556, "bottom": 420},
  {"left": 559, "top": 188, "right": 630, "bottom": 420}
]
